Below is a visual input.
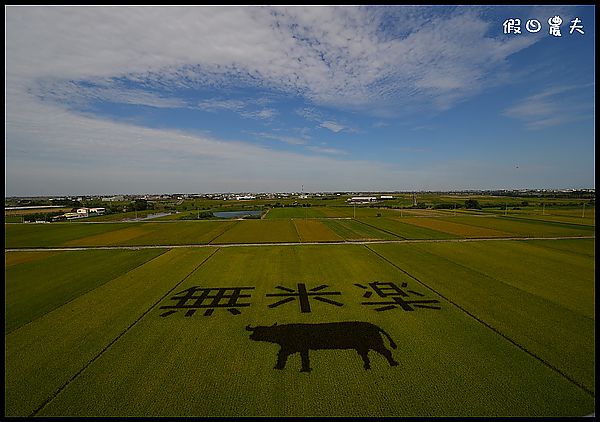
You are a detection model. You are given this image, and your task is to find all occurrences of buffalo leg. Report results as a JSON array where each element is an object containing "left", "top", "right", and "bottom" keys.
[
  {"left": 373, "top": 346, "right": 399, "bottom": 367},
  {"left": 275, "top": 348, "right": 290, "bottom": 370},
  {"left": 299, "top": 350, "right": 312, "bottom": 372},
  {"left": 357, "top": 348, "right": 371, "bottom": 370}
]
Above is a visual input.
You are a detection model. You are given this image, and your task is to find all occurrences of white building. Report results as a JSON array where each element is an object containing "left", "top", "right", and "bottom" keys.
[
  {"left": 347, "top": 196, "right": 378, "bottom": 203},
  {"left": 76, "top": 207, "right": 106, "bottom": 217}
]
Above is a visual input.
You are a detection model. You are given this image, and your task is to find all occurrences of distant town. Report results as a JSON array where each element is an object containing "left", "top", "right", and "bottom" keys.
[
  {"left": 5, "top": 188, "right": 596, "bottom": 205},
  {"left": 4, "top": 188, "right": 594, "bottom": 224}
]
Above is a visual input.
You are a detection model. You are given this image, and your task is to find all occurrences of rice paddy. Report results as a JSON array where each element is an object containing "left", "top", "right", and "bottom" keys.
[{"left": 4, "top": 206, "right": 595, "bottom": 417}]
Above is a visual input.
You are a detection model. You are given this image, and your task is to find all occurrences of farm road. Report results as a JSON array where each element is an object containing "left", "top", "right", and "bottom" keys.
[{"left": 5, "top": 235, "right": 595, "bottom": 252}]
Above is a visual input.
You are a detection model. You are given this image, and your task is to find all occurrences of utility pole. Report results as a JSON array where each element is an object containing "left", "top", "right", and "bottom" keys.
[
  {"left": 504, "top": 202, "right": 507, "bottom": 216},
  {"left": 542, "top": 202, "right": 545, "bottom": 216},
  {"left": 353, "top": 203, "right": 356, "bottom": 218},
  {"left": 582, "top": 202, "right": 586, "bottom": 218}
]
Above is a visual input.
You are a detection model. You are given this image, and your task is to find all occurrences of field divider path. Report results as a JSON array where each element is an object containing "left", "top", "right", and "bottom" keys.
[
  {"left": 207, "top": 220, "right": 241, "bottom": 244},
  {"left": 351, "top": 218, "right": 406, "bottom": 240},
  {"left": 291, "top": 218, "right": 303, "bottom": 242},
  {"left": 30, "top": 247, "right": 222, "bottom": 417},
  {"left": 364, "top": 244, "right": 595, "bottom": 399},
  {"left": 6, "top": 235, "right": 595, "bottom": 252}
]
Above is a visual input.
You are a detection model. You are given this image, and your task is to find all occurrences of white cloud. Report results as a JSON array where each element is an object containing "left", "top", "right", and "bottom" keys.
[
  {"left": 198, "top": 99, "right": 276, "bottom": 120},
  {"left": 240, "top": 108, "right": 277, "bottom": 120},
  {"left": 34, "top": 81, "right": 189, "bottom": 109},
  {"left": 296, "top": 107, "right": 349, "bottom": 133},
  {"left": 319, "top": 121, "right": 345, "bottom": 133},
  {"left": 7, "top": 6, "right": 543, "bottom": 114},
  {"left": 5, "top": 93, "right": 414, "bottom": 195},
  {"left": 198, "top": 99, "right": 246, "bottom": 112},
  {"left": 250, "top": 131, "right": 346, "bottom": 155},
  {"left": 5, "top": 6, "right": 561, "bottom": 194}
]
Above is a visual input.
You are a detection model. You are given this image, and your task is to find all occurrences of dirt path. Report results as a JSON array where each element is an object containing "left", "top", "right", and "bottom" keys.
[{"left": 5, "top": 235, "right": 595, "bottom": 252}]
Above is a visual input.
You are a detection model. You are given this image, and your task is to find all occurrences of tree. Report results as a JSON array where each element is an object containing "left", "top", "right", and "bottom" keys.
[
  {"left": 133, "top": 199, "right": 148, "bottom": 211},
  {"left": 464, "top": 199, "right": 481, "bottom": 209}
]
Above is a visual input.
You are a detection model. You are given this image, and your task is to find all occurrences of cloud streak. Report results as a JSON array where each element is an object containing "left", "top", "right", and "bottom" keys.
[
  {"left": 296, "top": 107, "right": 350, "bottom": 133},
  {"left": 319, "top": 121, "right": 345, "bottom": 133},
  {"left": 198, "top": 98, "right": 277, "bottom": 120},
  {"left": 503, "top": 84, "right": 594, "bottom": 129},
  {"left": 198, "top": 99, "right": 246, "bottom": 112}
]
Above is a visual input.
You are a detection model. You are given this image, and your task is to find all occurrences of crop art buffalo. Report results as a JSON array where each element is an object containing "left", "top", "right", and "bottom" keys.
[{"left": 246, "top": 321, "right": 399, "bottom": 372}]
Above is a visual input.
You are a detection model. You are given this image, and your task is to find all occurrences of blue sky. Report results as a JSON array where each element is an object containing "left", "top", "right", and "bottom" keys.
[{"left": 5, "top": 5, "right": 595, "bottom": 196}]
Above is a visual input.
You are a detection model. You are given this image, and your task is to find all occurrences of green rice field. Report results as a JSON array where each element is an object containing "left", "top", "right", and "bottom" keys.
[
  {"left": 4, "top": 210, "right": 595, "bottom": 416},
  {"left": 5, "top": 211, "right": 595, "bottom": 248}
]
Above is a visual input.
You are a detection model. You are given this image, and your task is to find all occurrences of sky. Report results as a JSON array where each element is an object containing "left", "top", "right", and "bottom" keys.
[{"left": 5, "top": 5, "right": 595, "bottom": 196}]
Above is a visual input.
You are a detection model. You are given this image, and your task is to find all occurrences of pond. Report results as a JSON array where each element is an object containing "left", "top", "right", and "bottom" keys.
[{"left": 213, "top": 210, "right": 263, "bottom": 219}]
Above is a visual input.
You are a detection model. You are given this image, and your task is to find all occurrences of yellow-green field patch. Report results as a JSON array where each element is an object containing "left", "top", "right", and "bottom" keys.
[
  {"left": 322, "top": 219, "right": 399, "bottom": 240},
  {"left": 5, "top": 251, "right": 59, "bottom": 267},
  {"left": 211, "top": 220, "right": 300, "bottom": 244},
  {"left": 393, "top": 208, "right": 450, "bottom": 217},
  {"left": 62, "top": 226, "right": 149, "bottom": 246},
  {"left": 118, "top": 221, "right": 235, "bottom": 245},
  {"left": 440, "top": 216, "right": 595, "bottom": 237},
  {"left": 5, "top": 222, "right": 132, "bottom": 248},
  {"left": 502, "top": 213, "right": 595, "bottom": 227},
  {"left": 292, "top": 219, "right": 343, "bottom": 242},
  {"left": 265, "top": 207, "right": 329, "bottom": 219},
  {"left": 402, "top": 217, "right": 514, "bottom": 238},
  {"left": 358, "top": 217, "right": 456, "bottom": 239}
]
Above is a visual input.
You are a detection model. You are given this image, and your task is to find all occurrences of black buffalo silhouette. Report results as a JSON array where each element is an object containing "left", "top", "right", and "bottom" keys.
[{"left": 246, "top": 321, "right": 399, "bottom": 372}]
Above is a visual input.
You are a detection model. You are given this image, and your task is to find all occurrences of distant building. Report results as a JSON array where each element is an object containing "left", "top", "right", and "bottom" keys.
[
  {"left": 347, "top": 196, "right": 378, "bottom": 203},
  {"left": 380, "top": 195, "right": 394, "bottom": 200},
  {"left": 76, "top": 207, "right": 106, "bottom": 217},
  {"left": 235, "top": 195, "right": 256, "bottom": 200},
  {"left": 102, "top": 195, "right": 124, "bottom": 202}
]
